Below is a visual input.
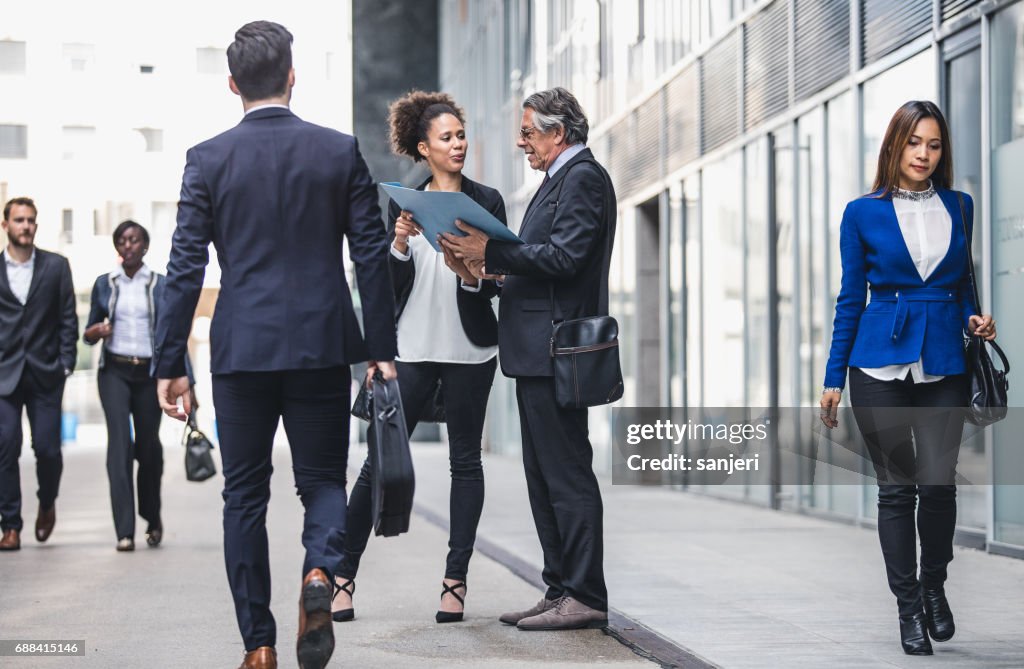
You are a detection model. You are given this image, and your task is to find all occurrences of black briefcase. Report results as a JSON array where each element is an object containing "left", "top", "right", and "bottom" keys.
[{"left": 362, "top": 373, "right": 415, "bottom": 537}]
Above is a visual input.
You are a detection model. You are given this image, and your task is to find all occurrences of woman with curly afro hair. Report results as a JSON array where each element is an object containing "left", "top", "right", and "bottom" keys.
[{"left": 332, "top": 91, "right": 507, "bottom": 625}]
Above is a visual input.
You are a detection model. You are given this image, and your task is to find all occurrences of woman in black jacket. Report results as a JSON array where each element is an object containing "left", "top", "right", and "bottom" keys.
[{"left": 333, "top": 91, "right": 505, "bottom": 624}]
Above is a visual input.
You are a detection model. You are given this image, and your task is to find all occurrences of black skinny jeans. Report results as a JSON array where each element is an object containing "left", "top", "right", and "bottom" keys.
[
  {"left": 849, "top": 367, "right": 968, "bottom": 616},
  {"left": 98, "top": 358, "right": 164, "bottom": 540},
  {"left": 337, "top": 357, "right": 497, "bottom": 582}
]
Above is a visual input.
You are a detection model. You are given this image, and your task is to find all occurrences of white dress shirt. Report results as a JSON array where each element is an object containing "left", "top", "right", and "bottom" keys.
[
  {"left": 860, "top": 184, "right": 950, "bottom": 383},
  {"left": 392, "top": 182, "right": 498, "bottom": 364},
  {"left": 3, "top": 249, "right": 34, "bottom": 305},
  {"left": 107, "top": 264, "right": 154, "bottom": 358}
]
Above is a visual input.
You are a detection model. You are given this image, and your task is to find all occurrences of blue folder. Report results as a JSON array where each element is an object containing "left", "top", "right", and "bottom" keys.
[{"left": 379, "top": 182, "right": 523, "bottom": 252}]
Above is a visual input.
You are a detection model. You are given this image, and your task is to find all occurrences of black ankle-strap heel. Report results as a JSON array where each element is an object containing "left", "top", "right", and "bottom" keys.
[
  {"left": 332, "top": 578, "right": 355, "bottom": 623},
  {"left": 435, "top": 581, "right": 466, "bottom": 623}
]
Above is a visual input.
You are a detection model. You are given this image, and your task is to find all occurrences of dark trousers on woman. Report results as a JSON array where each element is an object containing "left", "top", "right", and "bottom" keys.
[
  {"left": 0, "top": 369, "right": 64, "bottom": 532},
  {"left": 849, "top": 367, "right": 967, "bottom": 616},
  {"left": 98, "top": 358, "right": 164, "bottom": 540},
  {"left": 337, "top": 357, "right": 497, "bottom": 582}
]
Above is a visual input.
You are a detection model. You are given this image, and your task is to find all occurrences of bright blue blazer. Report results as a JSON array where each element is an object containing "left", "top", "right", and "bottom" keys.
[{"left": 823, "top": 189, "right": 976, "bottom": 390}]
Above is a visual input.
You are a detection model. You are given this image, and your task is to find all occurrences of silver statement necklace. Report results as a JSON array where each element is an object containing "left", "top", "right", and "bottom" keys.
[{"left": 893, "top": 180, "right": 936, "bottom": 202}]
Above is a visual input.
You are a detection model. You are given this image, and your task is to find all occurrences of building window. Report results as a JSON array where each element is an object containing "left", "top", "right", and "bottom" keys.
[
  {"left": 0, "top": 40, "right": 27, "bottom": 74},
  {"left": 62, "top": 126, "right": 97, "bottom": 160},
  {"left": 196, "top": 47, "right": 226, "bottom": 74},
  {"left": 62, "top": 43, "right": 95, "bottom": 72},
  {"left": 135, "top": 127, "right": 164, "bottom": 152},
  {"left": 139, "top": 64, "right": 155, "bottom": 74},
  {"left": 62, "top": 209, "right": 73, "bottom": 244},
  {"left": 0, "top": 125, "right": 28, "bottom": 158}
]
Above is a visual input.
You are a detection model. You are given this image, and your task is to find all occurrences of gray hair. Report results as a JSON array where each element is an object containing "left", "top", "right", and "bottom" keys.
[{"left": 523, "top": 87, "right": 589, "bottom": 145}]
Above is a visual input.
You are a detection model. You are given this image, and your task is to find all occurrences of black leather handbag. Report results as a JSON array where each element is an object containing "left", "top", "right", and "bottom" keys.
[
  {"left": 352, "top": 375, "right": 445, "bottom": 424},
  {"left": 547, "top": 159, "right": 624, "bottom": 409},
  {"left": 957, "top": 193, "right": 1010, "bottom": 427},
  {"left": 183, "top": 412, "right": 217, "bottom": 482},
  {"left": 354, "top": 372, "right": 415, "bottom": 537}
]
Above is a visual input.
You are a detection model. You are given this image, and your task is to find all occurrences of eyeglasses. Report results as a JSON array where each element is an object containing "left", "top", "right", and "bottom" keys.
[{"left": 519, "top": 125, "right": 539, "bottom": 140}]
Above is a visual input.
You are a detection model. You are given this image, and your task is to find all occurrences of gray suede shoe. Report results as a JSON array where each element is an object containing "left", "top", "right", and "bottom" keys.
[
  {"left": 498, "top": 596, "right": 560, "bottom": 625},
  {"left": 516, "top": 596, "right": 608, "bottom": 631}
]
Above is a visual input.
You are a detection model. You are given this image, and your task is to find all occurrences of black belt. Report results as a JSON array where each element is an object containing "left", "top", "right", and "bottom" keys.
[{"left": 108, "top": 353, "right": 151, "bottom": 366}]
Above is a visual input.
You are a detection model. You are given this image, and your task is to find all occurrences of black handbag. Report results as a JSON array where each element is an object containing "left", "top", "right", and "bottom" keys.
[
  {"left": 358, "top": 371, "right": 415, "bottom": 537},
  {"left": 957, "top": 193, "right": 1010, "bottom": 426},
  {"left": 183, "top": 412, "right": 217, "bottom": 482},
  {"left": 352, "top": 375, "right": 445, "bottom": 424},
  {"left": 547, "top": 159, "right": 624, "bottom": 409}
]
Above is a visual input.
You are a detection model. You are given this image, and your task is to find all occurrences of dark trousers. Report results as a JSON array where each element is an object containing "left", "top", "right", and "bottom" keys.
[
  {"left": 337, "top": 357, "right": 497, "bottom": 582},
  {"left": 98, "top": 360, "right": 164, "bottom": 540},
  {"left": 515, "top": 376, "right": 607, "bottom": 612},
  {"left": 849, "top": 367, "right": 967, "bottom": 616},
  {"left": 212, "top": 366, "right": 350, "bottom": 652},
  {"left": 0, "top": 369, "right": 65, "bottom": 532}
]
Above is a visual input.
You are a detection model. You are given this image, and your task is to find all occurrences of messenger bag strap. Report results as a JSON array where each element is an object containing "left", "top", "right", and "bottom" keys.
[{"left": 546, "top": 157, "right": 616, "bottom": 323}]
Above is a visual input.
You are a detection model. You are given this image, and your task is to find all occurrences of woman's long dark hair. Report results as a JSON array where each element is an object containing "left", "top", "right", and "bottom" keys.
[{"left": 872, "top": 100, "right": 954, "bottom": 198}]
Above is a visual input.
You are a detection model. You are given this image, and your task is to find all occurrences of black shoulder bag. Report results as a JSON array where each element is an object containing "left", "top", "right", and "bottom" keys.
[
  {"left": 957, "top": 192, "right": 1009, "bottom": 426},
  {"left": 548, "top": 159, "right": 624, "bottom": 409}
]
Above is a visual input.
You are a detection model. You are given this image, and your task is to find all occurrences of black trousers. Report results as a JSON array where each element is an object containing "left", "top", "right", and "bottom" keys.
[
  {"left": 849, "top": 367, "right": 967, "bottom": 616},
  {"left": 0, "top": 369, "right": 65, "bottom": 532},
  {"left": 212, "top": 366, "right": 350, "bottom": 652},
  {"left": 515, "top": 376, "right": 607, "bottom": 612},
  {"left": 337, "top": 357, "right": 497, "bottom": 582},
  {"left": 98, "top": 359, "right": 164, "bottom": 540}
]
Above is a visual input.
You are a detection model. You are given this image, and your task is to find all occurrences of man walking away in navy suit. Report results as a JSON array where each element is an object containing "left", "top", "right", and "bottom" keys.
[{"left": 152, "top": 21, "right": 397, "bottom": 669}]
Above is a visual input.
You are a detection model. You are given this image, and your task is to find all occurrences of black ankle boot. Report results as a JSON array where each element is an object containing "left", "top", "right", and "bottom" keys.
[
  {"left": 899, "top": 612, "right": 933, "bottom": 655},
  {"left": 922, "top": 585, "right": 955, "bottom": 642}
]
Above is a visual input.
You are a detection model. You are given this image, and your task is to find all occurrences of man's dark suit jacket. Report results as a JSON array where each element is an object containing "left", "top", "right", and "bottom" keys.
[
  {"left": 485, "top": 147, "right": 616, "bottom": 378},
  {"left": 387, "top": 175, "right": 506, "bottom": 348},
  {"left": 0, "top": 249, "right": 78, "bottom": 396},
  {"left": 152, "top": 107, "right": 397, "bottom": 378}
]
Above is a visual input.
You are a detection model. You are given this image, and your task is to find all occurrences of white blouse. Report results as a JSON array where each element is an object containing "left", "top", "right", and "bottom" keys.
[
  {"left": 392, "top": 185, "right": 498, "bottom": 364},
  {"left": 860, "top": 184, "right": 951, "bottom": 384},
  {"left": 108, "top": 264, "right": 154, "bottom": 358}
]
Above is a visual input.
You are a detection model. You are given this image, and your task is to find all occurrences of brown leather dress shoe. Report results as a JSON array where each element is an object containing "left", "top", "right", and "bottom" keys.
[
  {"left": 0, "top": 528, "right": 20, "bottom": 551},
  {"left": 296, "top": 568, "right": 334, "bottom": 669},
  {"left": 499, "top": 596, "right": 560, "bottom": 625},
  {"left": 238, "top": 646, "right": 277, "bottom": 669},
  {"left": 517, "top": 595, "right": 608, "bottom": 631},
  {"left": 35, "top": 506, "right": 55, "bottom": 543}
]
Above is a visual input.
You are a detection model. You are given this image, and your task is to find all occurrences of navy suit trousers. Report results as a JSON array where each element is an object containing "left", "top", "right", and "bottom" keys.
[{"left": 212, "top": 366, "right": 351, "bottom": 651}]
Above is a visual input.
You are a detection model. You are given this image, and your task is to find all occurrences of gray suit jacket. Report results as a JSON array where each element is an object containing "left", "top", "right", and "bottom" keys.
[{"left": 0, "top": 249, "right": 78, "bottom": 396}]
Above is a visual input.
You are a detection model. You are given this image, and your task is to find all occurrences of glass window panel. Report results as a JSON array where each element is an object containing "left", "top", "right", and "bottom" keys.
[
  {"left": 0, "top": 125, "right": 28, "bottom": 159},
  {"left": 745, "top": 138, "right": 770, "bottom": 409},
  {"left": 683, "top": 175, "right": 702, "bottom": 408}
]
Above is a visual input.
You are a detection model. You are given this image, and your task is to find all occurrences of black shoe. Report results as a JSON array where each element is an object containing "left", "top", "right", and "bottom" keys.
[
  {"left": 145, "top": 523, "right": 163, "bottom": 547},
  {"left": 435, "top": 581, "right": 466, "bottom": 623},
  {"left": 332, "top": 578, "right": 355, "bottom": 623},
  {"left": 923, "top": 585, "right": 955, "bottom": 642},
  {"left": 899, "top": 612, "right": 933, "bottom": 656}
]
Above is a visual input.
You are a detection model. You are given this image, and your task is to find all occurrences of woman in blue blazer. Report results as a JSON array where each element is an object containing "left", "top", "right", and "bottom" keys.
[
  {"left": 822, "top": 101, "right": 996, "bottom": 656},
  {"left": 332, "top": 92, "right": 505, "bottom": 625}
]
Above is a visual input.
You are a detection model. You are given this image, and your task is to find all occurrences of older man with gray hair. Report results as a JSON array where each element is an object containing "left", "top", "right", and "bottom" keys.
[{"left": 442, "top": 87, "right": 616, "bottom": 630}]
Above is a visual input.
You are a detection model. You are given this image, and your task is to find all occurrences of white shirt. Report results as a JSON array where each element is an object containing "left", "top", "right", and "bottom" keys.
[
  {"left": 547, "top": 143, "right": 587, "bottom": 178},
  {"left": 3, "top": 249, "right": 34, "bottom": 305},
  {"left": 107, "top": 264, "right": 154, "bottom": 358},
  {"left": 244, "top": 103, "right": 289, "bottom": 115},
  {"left": 860, "top": 184, "right": 950, "bottom": 384},
  {"left": 392, "top": 183, "right": 498, "bottom": 364}
]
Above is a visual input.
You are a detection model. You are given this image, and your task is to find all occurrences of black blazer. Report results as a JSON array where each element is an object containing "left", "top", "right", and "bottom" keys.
[
  {"left": 153, "top": 107, "right": 397, "bottom": 378},
  {"left": 387, "top": 175, "right": 506, "bottom": 348},
  {"left": 0, "top": 249, "right": 78, "bottom": 396},
  {"left": 485, "top": 148, "right": 617, "bottom": 378}
]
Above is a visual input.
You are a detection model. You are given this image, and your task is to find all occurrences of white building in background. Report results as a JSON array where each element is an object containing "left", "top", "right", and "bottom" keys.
[{"left": 0, "top": 1, "right": 353, "bottom": 292}]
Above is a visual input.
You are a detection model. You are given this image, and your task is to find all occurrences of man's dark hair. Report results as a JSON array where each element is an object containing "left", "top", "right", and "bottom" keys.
[
  {"left": 3, "top": 197, "right": 37, "bottom": 221},
  {"left": 112, "top": 219, "right": 149, "bottom": 248},
  {"left": 226, "top": 21, "right": 294, "bottom": 101}
]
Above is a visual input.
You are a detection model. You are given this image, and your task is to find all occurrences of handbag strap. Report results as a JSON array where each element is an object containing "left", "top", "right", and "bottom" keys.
[
  {"left": 546, "top": 157, "right": 617, "bottom": 323},
  {"left": 956, "top": 191, "right": 982, "bottom": 316}
]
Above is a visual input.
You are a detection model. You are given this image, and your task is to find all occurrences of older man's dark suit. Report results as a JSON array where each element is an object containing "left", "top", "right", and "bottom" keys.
[
  {"left": 485, "top": 147, "right": 614, "bottom": 612},
  {"left": 152, "top": 107, "right": 397, "bottom": 650},
  {"left": 0, "top": 249, "right": 77, "bottom": 533}
]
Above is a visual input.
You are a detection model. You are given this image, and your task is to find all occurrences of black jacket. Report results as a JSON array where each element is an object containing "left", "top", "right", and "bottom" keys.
[
  {"left": 153, "top": 107, "right": 397, "bottom": 378},
  {"left": 387, "top": 175, "right": 507, "bottom": 348},
  {"left": 485, "top": 148, "right": 616, "bottom": 378},
  {"left": 0, "top": 248, "right": 78, "bottom": 395}
]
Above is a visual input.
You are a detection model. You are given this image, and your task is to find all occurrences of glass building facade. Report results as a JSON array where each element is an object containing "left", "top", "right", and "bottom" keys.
[{"left": 438, "top": 0, "right": 1024, "bottom": 558}]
